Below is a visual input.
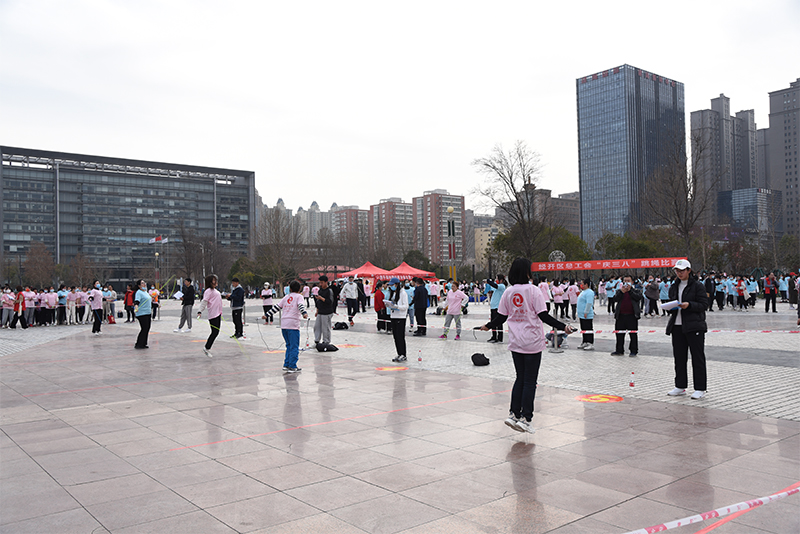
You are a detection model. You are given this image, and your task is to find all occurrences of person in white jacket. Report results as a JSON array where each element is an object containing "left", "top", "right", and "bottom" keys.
[
  {"left": 342, "top": 276, "right": 360, "bottom": 326},
  {"left": 385, "top": 277, "right": 409, "bottom": 362}
]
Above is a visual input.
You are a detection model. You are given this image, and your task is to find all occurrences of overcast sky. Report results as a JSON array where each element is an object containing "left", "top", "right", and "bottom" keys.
[{"left": 2, "top": 0, "right": 798, "bottom": 214}]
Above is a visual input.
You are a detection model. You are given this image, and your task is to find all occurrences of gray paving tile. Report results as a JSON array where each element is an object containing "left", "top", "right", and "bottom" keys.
[{"left": 85, "top": 489, "right": 198, "bottom": 530}]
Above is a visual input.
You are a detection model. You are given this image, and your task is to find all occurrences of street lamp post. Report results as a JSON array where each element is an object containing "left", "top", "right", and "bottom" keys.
[
  {"left": 447, "top": 206, "right": 456, "bottom": 281},
  {"left": 155, "top": 252, "right": 160, "bottom": 289}
]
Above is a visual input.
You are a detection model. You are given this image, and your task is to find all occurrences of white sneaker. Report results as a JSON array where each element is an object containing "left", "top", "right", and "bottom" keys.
[
  {"left": 184, "top": 329, "right": 191, "bottom": 333},
  {"left": 582, "top": 343, "right": 594, "bottom": 351},
  {"left": 577, "top": 342, "right": 587, "bottom": 349},
  {"left": 504, "top": 412, "right": 522, "bottom": 432},
  {"left": 690, "top": 391, "right": 706, "bottom": 399},
  {"left": 667, "top": 388, "right": 686, "bottom": 396},
  {"left": 173, "top": 328, "right": 181, "bottom": 333},
  {"left": 514, "top": 418, "right": 535, "bottom": 433},
  {"left": 203, "top": 348, "right": 212, "bottom": 358}
]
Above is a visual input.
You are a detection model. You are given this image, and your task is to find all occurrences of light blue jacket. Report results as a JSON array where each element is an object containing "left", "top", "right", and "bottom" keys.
[{"left": 135, "top": 289, "right": 152, "bottom": 316}]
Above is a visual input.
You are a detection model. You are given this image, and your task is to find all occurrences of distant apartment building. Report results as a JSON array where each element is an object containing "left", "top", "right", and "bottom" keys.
[
  {"left": 577, "top": 64, "right": 685, "bottom": 245},
  {"left": 368, "top": 198, "right": 414, "bottom": 258},
  {"left": 691, "top": 95, "right": 759, "bottom": 227},
  {"left": 330, "top": 204, "right": 369, "bottom": 243},
  {"left": 766, "top": 78, "right": 800, "bottom": 237},
  {"left": 412, "top": 189, "right": 465, "bottom": 266},
  {"left": 294, "top": 201, "right": 331, "bottom": 244}
]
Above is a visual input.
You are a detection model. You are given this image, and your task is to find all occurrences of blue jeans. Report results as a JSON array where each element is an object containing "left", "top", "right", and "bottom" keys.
[{"left": 282, "top": 329, "right": 300, "bottom": 368}]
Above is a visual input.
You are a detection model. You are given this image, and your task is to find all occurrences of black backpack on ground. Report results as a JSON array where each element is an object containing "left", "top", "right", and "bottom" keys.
[
  {"left": 333, "top": 322, "right": 349, "bottom": 330},
  {"left": 471, "top": 353, "right": 490, "bottom": 366},
  {"left": 316, "top": 342, "right": 339, "bottom": 352}
]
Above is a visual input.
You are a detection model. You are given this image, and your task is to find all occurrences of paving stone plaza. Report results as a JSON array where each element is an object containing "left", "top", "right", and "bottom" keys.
[{"left": 1, "top": 299, "right": 798, "bottom": 533}]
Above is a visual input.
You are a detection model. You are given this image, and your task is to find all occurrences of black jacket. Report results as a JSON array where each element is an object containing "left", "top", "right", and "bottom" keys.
[
  {"left": 412, "top": 285, "right": 428, "bottom": 310},
  {"left": 181, "top": 287, "right": 195, "bottom": 306},
  {"left": 227, "top": 286, "right": 245, "bottom": 308},
  {"left": 612, "top": 286, "right": 643, "bottom": 320},
  {"left": 666, "top": 277, "right": 708, "bottom": 335},
  {"left": 315, "top": 287, "right": 336, "bottom": 315}
]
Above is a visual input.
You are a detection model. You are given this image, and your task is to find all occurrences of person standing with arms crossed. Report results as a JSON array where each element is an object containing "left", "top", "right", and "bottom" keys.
[
  {"left": 486, "top": 274, "right": 506, "bottom": 343},
  {"left": 197, "top": 275, "right": 222, "bottom": 358},
  {"left": 313, "top": 275, "right": 335, "bottom": 347},
  {"left": 611, "top": 275, "right": 642, "bottom": 357},
  {"left": 227, "top": 278, "right": 245, "bottom": 339},
  {"left": 133, "top": 279, "right": 152, "bottom": 349},
  {"left": 412, "top": 277, "right": 428, "bottom": 336},
  {"left": 666, "top": 260, "right": 708, "bottom": 399}
]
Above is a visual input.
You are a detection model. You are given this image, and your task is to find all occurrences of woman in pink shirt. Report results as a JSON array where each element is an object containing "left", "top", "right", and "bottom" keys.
[
  {"left": 197, "top": 274, "right": 223, "bottom": 358},
  {"left": 567, "top": 280, "right": 580, "bottom": 320},
  {"left": 481, "top": 258, "right": 575, "bottom": 433},
  {"left": 440, "top": 287, "right": 468, "bottom": 340}
]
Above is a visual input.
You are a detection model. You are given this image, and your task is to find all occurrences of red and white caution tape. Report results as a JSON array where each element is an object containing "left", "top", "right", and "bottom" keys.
[{"left": 622, "top": 481, "right": 799, "bottom": 534}]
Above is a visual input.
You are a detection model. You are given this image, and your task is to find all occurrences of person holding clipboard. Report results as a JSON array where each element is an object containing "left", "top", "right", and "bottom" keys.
[{"left": 664, "top": 259, "right": 708, "bottom": 399}]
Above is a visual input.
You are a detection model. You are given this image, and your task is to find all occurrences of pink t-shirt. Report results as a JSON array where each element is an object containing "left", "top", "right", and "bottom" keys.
[
  {"left": 538, "top": 282, "right": 550, "bottom": 302},
  {"left": 88, "top": 289, "right": 103, "bottom": 310},
  {"left": 552, "top": 284, "right": 564, "bottom": 303},
  {"left": 202, "top": 288, "right": 223, "bottom": 319},
  {"left": 77, "top": 291, "right": 88, "bottom": 305},
  {"left": 567, "top": 285, "right": 579, "bottom": 304},
  {"left": 23, "top": 290, "right": 36, "bottom": 307},
  {"left": 2, "top": 293, "right": 14, "bottom": 309},
  {"left": 47, "top": 293, "right": 58, "bottom": 308},
  {"left": 445, "top": 290, "right": 468, "bottom": 315},
  {"left": 67, "top": 291, "right": 78, "bottom": 302},
  {"left": 302, "top": 286, "right": 310, "bottom": 298},
  {"left": 277, "top": 293, "right": 306, "bottom": 330},
  {"left": 498, "top": 283, "right": 548, "bottom": 354}
]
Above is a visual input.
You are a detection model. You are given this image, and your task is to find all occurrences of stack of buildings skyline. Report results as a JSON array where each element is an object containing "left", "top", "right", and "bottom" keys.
[{"left": 577, "top": 65, "right": 798, "bottom": 246}]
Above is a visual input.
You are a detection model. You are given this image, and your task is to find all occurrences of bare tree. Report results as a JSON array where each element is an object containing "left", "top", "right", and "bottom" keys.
[
  {"left": 255, "top": 207, "right": 310, "bottom": 282},
  {"left": 644, "top": 131, "right": 722, "bottom": 251},
  {"left": 69, "top": 252, "right": 97, "bottom": 287},
  {"left": 471, "top": 141, "right": 554, "bottom": 259},
  {"left": 22, "top": 241, "right": 55, "bottom": 287}
]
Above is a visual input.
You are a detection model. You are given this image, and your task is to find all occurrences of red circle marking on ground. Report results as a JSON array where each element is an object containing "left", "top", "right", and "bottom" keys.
[
  {"left": 575, "top": 394, "right": 623, "bottom": 403},
  {"left": 376, "top": 366, "right": 409, "bottom": 371}
]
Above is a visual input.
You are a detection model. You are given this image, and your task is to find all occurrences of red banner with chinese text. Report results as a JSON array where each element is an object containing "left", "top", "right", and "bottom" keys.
[{"left": 531, "top": 257, "right": 687, "bottom": 272}]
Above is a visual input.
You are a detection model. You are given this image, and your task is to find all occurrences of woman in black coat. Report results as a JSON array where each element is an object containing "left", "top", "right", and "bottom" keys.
[{"left": 665, "top": 259, "right": 708, "bottom": 399}]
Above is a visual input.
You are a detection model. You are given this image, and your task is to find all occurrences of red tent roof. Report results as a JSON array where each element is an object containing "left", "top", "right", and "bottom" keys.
[
  {"left": 376, "top": 262, "right": 436, "bottom": 280},
  {"left": 339, "top": 261, "right": 392, "bottom": 278}
]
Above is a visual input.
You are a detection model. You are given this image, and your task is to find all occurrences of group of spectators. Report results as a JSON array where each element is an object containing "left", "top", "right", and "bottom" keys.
[{"left": 1, "top": 283, "right": 122, "bottom": 329}]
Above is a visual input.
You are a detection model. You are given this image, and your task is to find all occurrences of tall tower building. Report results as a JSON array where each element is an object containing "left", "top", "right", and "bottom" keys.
[
  {"left": 767, "top": 78, "right": 800, "bottom": 237},
  {"left": 690, "top": 95, "right": 758, "bottom": 196},
  {"left": 412, "top": 189, "right": 465, "bottom": 266},
  {"left": 577, "top": 64, "right": 685, "bottom": 246}
]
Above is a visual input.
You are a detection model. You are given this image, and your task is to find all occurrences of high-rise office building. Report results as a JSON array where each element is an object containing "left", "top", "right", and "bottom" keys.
[
  {"left": 577, "top": 64, "right": 685, "bottom": 246},
  {"left": 766, "top": 78, "right": 800, "bottom": 237},
  {"left": 1, "top": 146, "right": 257, "bottom": 284},
  {"left": 717, "top": 188, "right": 783, "bottom": 236},
  {"left": 412, "top": 189, "right": 465, "bottom": 266}
]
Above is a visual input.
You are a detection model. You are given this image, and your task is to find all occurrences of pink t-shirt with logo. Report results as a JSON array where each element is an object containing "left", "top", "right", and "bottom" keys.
[
  {"left": 445, "top": 290, "right": 468, "bottom": 315},
  {"left": 567, "top": 285, "right": 580, "bottom": 304},
  {"left": 277, "top": 293, "right": 306, "bottom": 330},
  {"left": 498, "top": 283, "right": 548, "bottom": 354}
]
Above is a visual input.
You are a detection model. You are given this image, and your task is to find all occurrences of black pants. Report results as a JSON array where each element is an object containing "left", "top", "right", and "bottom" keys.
[
  {"left": 206, "top": 315, "right": 221, "bottom": 350},
  {"left": 607, "top": 298, "right": 616, "bottom": 314},
  {"left": 715, "top": 292, "right": 725, "bottom": 310},
  {"left": 579, "top": 318, "right": 593, "bottom": 344},
  {"left": 490, "top": 308, "right": 503, "bottom": 341},
  {"left": 360, "top": 297, "right": 366, "bottom": 313},
  {"left": 376, "top": 309, "right": 389, "bottom": 331},
  {"left": 648, "top": 298, "right": 658, "bottom": 315},
  {"left": 615, "top": 314, "right": 638, "bottom": 354},
  {"left": 92, "top": 309, "right": 102, "bottom": 333},
  {"left": 126, "top": 305, "right": 135, "bottom": 322},
  {"left": 414, "top": 306, "right": 426, "bottom": 334},
  {"left": 346, "top": 298, "right": 359, "bottom": 321},
  {"left": 57, "top": 306, "right": 67, "bottom": 325},
  {"left": 391, "top": 318, "right": 406, "bottom": 356},
  {"left": 262, "top": 305, "right": 273, "bottom": 323},
  {"left": 510, "top": 351, "right": 542, "bottom": 422},
  {"left": 232, "top": 309, "right": 243, "bottom": 337},
  {"left": 737, "top": 295, "right": 748, "bottom": 309},
  {"left": 671, "top": 325, "right": 707, "bottom": 391},
  {"left": 152, "top": 303, "right": 159, "bottom": 319},
  {"left": 10, "top": 312, "right": 28, "bottom": 329},
  {"left": 135, "top": 314, "right": 151, "bottom": 348},
  {"left": 765, "top": 293, "right": 777, "bottom": 312},
  {"left": 570, "top": 303, "right": 577, "bottom": 319}
]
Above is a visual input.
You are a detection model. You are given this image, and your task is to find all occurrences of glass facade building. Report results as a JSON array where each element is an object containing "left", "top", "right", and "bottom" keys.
[
  {"left": 717, "top": 188, "right": 783, "bottom": 236},
  {"left": 1, "top": 146, "right": 256, "bottom": 283},
  {"left": 577, "top": 64, "right": 685, "bottom": 246}
]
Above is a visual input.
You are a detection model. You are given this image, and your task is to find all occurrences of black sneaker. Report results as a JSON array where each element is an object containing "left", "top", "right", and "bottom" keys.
[
  {"left": 392, "top": 355, "right": 407, "bottom": 363},
  {"left": 287, "top": 367, "right": 302, "bottom": 373},
  {"left": 610, "top": 352, "right": 624, "bottom": 356},
  {"left": 629, "top": 353, "right": 638, "bottom": 357}
]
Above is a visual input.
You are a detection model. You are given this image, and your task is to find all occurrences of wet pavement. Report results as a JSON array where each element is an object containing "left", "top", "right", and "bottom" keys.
[{"left": 1, "top": 300, "right": 798, "bottom": 533}]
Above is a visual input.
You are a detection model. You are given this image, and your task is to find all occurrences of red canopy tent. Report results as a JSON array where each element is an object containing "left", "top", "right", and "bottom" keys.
[
  {"left": 376, "top": 262, "right": 436, "bottom": 281},
  {"left": 339, "top": 261, "right": 392, "bottom": 279},
  {"left": 298, "top": 265, "right": 353, "bottom": 282}
]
